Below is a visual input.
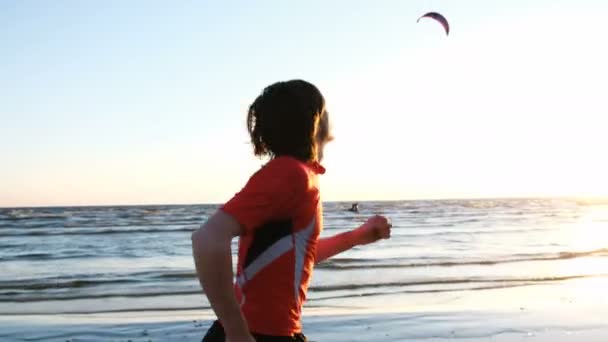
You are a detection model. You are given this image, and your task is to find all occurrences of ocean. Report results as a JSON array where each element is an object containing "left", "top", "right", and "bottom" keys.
[{"left": 1, "top": 199, "right": 608, "bottom": 341}]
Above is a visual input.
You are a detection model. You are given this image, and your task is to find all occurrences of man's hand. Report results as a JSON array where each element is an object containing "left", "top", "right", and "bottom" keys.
[{"left": 353, "top": 215, "right": 392, "bottom": 246}]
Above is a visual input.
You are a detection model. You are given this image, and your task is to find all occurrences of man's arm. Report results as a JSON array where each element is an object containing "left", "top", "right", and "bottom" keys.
[
  {"left": 315, "top": 230, "right": 358, "bottom": 264},
  {"left": 191, "top": 211, "right": 254, "bottom": 342},
  {"left": 315, "top": 215, "right": 391, "bottom": 264}
]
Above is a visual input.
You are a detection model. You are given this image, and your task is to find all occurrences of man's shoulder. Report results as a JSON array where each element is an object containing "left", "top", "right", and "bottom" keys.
[{"left": 257, "top": 156, "right": 309, "bottom": 179}]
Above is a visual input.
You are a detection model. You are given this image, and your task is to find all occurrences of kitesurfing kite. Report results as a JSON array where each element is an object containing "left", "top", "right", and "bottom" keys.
[{"left": 417, "top": 12, "right": 449, "bottom": 36}]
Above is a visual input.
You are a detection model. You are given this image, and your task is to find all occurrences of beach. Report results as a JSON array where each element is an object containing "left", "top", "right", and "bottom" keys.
[{"left": 1, "top": 199, "right": 607, "bottom": 341}]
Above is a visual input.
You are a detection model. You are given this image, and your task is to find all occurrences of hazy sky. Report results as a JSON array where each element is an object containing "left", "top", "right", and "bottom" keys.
[{"left": 1, "top": 0, "right": 607, "bottom": 207}]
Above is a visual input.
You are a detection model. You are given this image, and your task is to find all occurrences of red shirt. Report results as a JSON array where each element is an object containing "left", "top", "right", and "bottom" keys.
[{"left": 221, "top": 156, "right": 325, "bottom": 336}]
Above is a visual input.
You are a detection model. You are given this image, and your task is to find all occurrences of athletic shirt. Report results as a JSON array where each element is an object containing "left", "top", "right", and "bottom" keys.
[{"left": 221, "top": 156, "right": 325, "bottom": 336}]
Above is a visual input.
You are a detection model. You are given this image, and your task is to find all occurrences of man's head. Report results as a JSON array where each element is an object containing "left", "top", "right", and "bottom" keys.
[{"left": 247, "top": 80, "right": 332, "bottom": 162}]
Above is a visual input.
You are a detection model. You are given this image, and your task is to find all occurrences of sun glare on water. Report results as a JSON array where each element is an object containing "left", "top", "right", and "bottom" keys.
[
  {"left": 571, "top": 204, "right": 608, "bottom": 251},
  {"left": 556, "top": 203, "right": 608, "bottom": 294}
]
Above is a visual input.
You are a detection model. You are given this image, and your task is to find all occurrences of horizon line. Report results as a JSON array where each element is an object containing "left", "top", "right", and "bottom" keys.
[{"left": 2, "top": 195, "right": 605, "bottom": 210}]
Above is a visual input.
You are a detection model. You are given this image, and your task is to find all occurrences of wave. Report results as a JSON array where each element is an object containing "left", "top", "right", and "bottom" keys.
[
  {"left": 311, "top": 273, "right": 608, "bottom": 292},
  {"left": 0, "top": 225, "right": 551, "bottom": 244},
  {"left": 0, "top": 289, "right": 203, "bottom": 303},
  {"left": 0, "top": 278, "right": 138, "bottom": 291},
  {"left": 319, "top": 248, "right": 608, "bottom": 270},
  {"left": 0, "top": 226, "right": 197, "bottom": 237},
  {"left": 4, "top": 273, "right": 607, "bottom": 304},
  {"left": 311, "top": 273, "right": 608, "bottom": 301},
  {"left": 0, "top": 304, "right": 212, "bottom": 315},
  {"left": 155, "top": 271, "right": 197, "bottom": 279},
  {"left": 0, "top": 251, "right": 142, "bottom": 262},
  {"left": 390, "top": 226, "right": 549, "bottom": 238},
  {"left": 0, "top": 270, "right": 195, "bottom": 291},
  {"left": 4, "top": 247, "right": 606, "bottom": 291},
  {"left": 0, "top": 252, "right": 56, "bottom": 261},
  {"left": 0, "top": 242, "right": 24, "bottom": 248},
  {"left": 311, "top": 283, "right": 538, "bottom": 302},
  {"left": 0, "top": 270, "right": 202, "bottom": 292},
  {"left": 576, "top": 199, "right": 608, "bottom": 206},
  {"left": 0, "top": 209, "right": 70, "bottom": 221}
]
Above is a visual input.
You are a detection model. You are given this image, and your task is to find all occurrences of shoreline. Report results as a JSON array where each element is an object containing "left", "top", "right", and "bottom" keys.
[
  {"left": 2, "top": 308, "right": 607, "bottom": 342},
  {"left": 3, "top": 278, "right": 608, "bottom": 341}
]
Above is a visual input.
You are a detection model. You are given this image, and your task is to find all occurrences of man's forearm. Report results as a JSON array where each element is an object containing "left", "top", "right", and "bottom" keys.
[
  {"left": 192, "top": 222, "right": 249, "bottom": 339},
  {"left": 315, "top": 230, "right": 358, "bottom": 264}
]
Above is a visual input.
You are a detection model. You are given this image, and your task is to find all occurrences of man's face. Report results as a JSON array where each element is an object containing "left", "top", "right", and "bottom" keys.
[{"left": 316, "top": 111, "right": 333, "bottom": 162}]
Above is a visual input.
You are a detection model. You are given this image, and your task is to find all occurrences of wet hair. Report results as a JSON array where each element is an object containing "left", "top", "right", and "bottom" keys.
[{"left": 247, "top": 80, "right": 329, "bottom": 162}]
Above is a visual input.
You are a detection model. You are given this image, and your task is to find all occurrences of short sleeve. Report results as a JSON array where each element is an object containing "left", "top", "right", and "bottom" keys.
[{"left": 221, "top": 158, "right": 310, "bottom": 234}]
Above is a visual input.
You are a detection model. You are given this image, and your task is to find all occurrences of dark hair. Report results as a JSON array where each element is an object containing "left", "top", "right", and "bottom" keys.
[{"left": 247, "top": 80, "right": 328, "bottom": 162}]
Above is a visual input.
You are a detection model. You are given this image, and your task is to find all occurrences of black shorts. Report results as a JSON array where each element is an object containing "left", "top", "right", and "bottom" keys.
[{"left": 202, "top": 320, "right": 307, "bottom": 342}]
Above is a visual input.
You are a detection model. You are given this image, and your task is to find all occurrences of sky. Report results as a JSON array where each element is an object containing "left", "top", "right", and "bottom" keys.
[{"left": 1, "top": 0, "right": 607, "bottom": 207}]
